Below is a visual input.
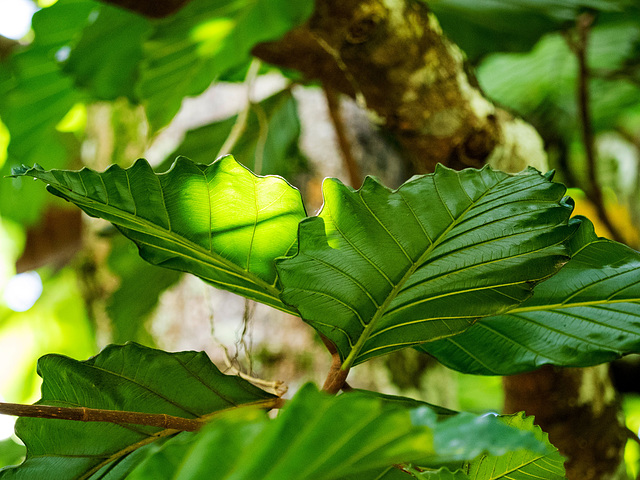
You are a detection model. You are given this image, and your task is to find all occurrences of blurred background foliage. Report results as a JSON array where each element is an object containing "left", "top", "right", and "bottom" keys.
[{"left": 0, "top": 0, "right": 639, "bottom": 474}]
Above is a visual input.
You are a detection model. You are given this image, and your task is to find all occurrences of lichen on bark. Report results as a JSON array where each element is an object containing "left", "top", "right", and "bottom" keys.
[{"left": 253, "top": 0, "right": 544, "bottom": 174}]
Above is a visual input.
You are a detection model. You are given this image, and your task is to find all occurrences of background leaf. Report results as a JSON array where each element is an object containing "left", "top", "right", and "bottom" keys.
[
  {"left": 138, "top": 0, "right": 314, "bottom": 130},
  {"left": 13, "top": 155, "right": 307, "bottom": 313},
  {"left": 105, "top": 235, "right": 182, "bottom": 344},
  {"left": 429, "top": 0, "right": 630, "bottom": 61},
  {"left": 420, "top": 216, "right": 640, "bottom": 375},
  {"left": 277, "top": 165, "right": 574, "bottom": 367},
  {"left": 0, "top": 343, "right": 276, "bottom": 480}
]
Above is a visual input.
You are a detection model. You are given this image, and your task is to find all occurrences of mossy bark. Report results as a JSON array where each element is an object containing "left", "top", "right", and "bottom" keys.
[{"left": 253, "top": 0, "right": 546, "bottom": 174}]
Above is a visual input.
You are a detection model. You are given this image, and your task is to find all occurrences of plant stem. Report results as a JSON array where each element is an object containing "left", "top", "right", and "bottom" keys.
[
  {"left": 324, "top": 86, "right": 363, "bottom": 187},
  {"left": 0, "top": 398, "right": 286, "bottom": 432},
  {"left": 217, "top": 58, "right": 261, "bottom": 158},
  {"left": 569, "top": 13, "right": 626, "bottom": 244},
  {"left": 321, "top": 336, "right": 350, "bottom": 394},
  {"left": 0, "top": 402, "right": 203, "bottom": 431}
]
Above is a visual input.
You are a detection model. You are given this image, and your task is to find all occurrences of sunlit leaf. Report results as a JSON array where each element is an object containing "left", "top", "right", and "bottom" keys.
[
  {"left": 420, "top": 216, "right": 640, "bottom": 375},
  {"left": 277, "top": 165, "right": 574, "bottom": 367},
  {"left": 13, "top": 155, "right": 306, "bottom": 313},
  {"left": 0, "top": 343, "right": 276, "bottom": 480}
]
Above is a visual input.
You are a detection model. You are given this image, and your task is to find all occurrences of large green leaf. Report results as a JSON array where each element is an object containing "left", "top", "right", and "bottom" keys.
[
  {"left": 126, "top": 385, "right": 546, "bottom": 480},
  {"left": 0, "top": 343, "right": 276, "bottom": 480},
  {"left": 138, "top": 0, "right": 314, "bottom": 130},
  {"left": 277, "top": 165, "right": 574, "bottom": 367},
  {"left": 13, "top": 155, "right": 306, "bottom": 313},
  {"left": 421, "top": 216, "right": 640, "bottom": 375}
]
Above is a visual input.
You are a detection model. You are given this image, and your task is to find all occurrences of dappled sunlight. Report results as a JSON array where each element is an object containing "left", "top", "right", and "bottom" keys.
[{"left": 191, "top": 18, "right": 236, "bottom": 57}]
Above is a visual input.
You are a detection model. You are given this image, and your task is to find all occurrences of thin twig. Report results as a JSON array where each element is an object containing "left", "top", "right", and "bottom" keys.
[
  {"left": 311, "top": 33, "right": 367, "bottom": 109},
  {"left": 253, "top": 101, "right": 269, "bottom": 175},
  {"left": 566, "top": 13, "right": 626, "bottom": 244},
  {"left": 217, "top": 59, "right": 262, "bottom": 158},
  {"left": 324, "top": 86, "right": 363, "bottom": 187},
  {"left": 321, "top": 336, "right": 350, "bottom": 394},
  {"left": 0, "top": 402, "right": 203, "bottom": 431},
  {"left": 222, "top": 347, "right": 288, "bottom": 397},
  {"left": 0, "top": 398, "right": 285, "bottom": 432}
]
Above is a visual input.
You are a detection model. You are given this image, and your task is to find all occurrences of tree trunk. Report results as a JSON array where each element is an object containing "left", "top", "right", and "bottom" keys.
[
  {"left": 252, "top": 0, "right": 546, "bottom": 174},
  {"left": 503, "top": 366, "right": 627, "bottom": 479}
]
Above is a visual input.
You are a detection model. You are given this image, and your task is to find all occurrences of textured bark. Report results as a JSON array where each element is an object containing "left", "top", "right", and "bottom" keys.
[
  {"left": 253, "top": 0, "right": 545, "bottom": 174},
  {"left": 503, "top": 366, "right": 627, "bottom": 480}
]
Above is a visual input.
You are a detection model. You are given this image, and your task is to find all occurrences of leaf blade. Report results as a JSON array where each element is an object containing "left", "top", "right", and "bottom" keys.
[
  {"left": 277, "top": 165, "right": 574, "bottom": 366},
  {"left": 420, "top": 217, "right": 640, "bottom": 375},
  {"left": 0, "top": 343, "right": 276, "bottom": 480},
  {"left": 13, "top": 155, "right": 306, "bottom": 313}
]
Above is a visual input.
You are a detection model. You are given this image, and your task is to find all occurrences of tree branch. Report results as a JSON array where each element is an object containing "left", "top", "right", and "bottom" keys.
[
  {"left": 253, "top": 0, "right": 512, "bottom": 174},
  {"left": 0, "top": 398, "right": 285, "bottom": 432},
  {"left": 567, "top": 13, "right": 626, "bottom": 244}
]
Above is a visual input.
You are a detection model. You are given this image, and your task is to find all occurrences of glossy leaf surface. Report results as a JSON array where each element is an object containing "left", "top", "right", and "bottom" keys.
[
  {"left": 13, "top": 156, "right": 306, "bottom": 313},
  {"left": 126, "top": 385, "right": 546, "bottom": 480},
  {"left": 0, "top": 343, "right": 275, "bottom": 480},
  {"left": 421, "top": 217, "right": 640, "bottom": 374},
  {"left": 277, "top": 165, "right": 573, "bottom": 367}
]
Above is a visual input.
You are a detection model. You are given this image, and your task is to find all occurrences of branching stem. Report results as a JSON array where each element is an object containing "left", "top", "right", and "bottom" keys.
[{"left": 566, "top": 13, "right": 626, "bottom": 244}]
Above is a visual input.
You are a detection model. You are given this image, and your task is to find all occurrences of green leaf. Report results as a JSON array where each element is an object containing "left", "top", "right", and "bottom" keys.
[
  {"left": 138, "top": 0, "right": 315, "bottom": 130},
  {"left": 277, "top": 165, "right": 574, "bottom": 367},
  {"left": 429, "top": 0, "right": 630, "bottom": 61},
  {"left": 420, "top": 216, "right": 640, "bottom": 375},
  {"left": 477, "top": 14, "right": 640, "bottom": 137},
  {"left": 162, "top": 89, "right": 308, "bottom": 178},
  {"left": 62, "top": 4, "right": 152, "bottom": 100},
  {"left": 409, "top": 467, "right": 469, "bottom": 479},
  {"left": 0, "top": 343, "right": 276, "bottom": 480},
  {"left": 127, "top": 385, "right": 548, "bottom": 480},
  {"left": 456, "top": 413, "right": 566, "bottom": 480},
  {"left": 0, "top": 439, "right": 25, "bottom": 470},
  {"left": 127, "top": 384, "right": 434, "bottom": 480},
  {"left": 105, "top": 235, "right": 182, "bottom": 343},
  {"left": 12, "top": 155, "right": 306, "bottom": 313}
]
